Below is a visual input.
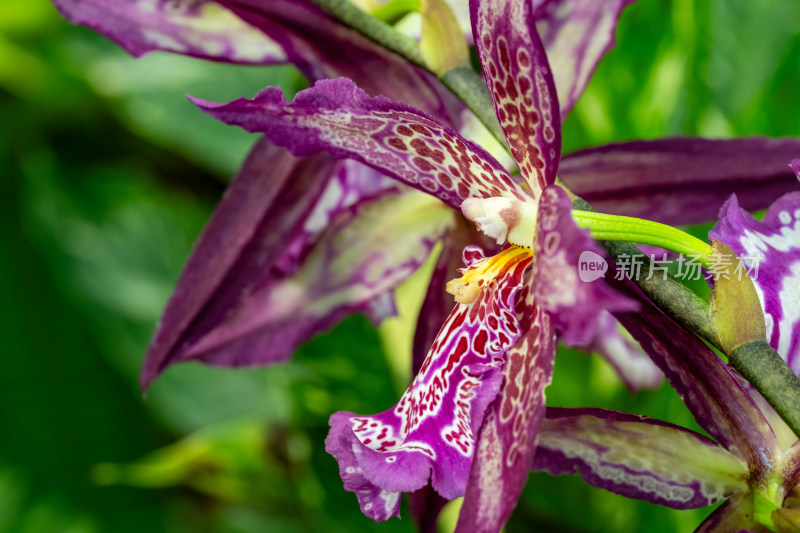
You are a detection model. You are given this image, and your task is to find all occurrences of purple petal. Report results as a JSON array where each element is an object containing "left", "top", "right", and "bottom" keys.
[
  {"left": 52, "top": 0, "right": 288, "bottom": 63},
  {"left": 325, "top": 415, "right": 401, "bottom": 521},
  {"left": 560, "top": 137, "right": 800, "bottom": 226},
  {"left": 456, "top": 291, "right": 556, "bottom": 532},
  {"left": 580, "top": 311, "right": 663, "bottom": 392},
  {"left": 178, "top": 189, "right": 453, "bottom": 369},
  {"left": 533, "top": 0, "right": 636, "bottom": 119},
  {"left": 608, "top": 281, "right": 781, "bottom": 473},
  {"left": 191, "top": 78, "right": 529, "bottom": 209},
  {"left": 694, "top": 494, "right": 767, "bottom": 533},
  {"left": 141, "top": 140, "right": 335, "bottom": 388},
  {"left": 408, "top": 225, "right": 498, "bottom": 531},
  {"left": 326, "top": 248, "right": 533, "bottom": 519},
  {"left": 709, "top": 191, "right": 800, "bottom": 375},
  {"left": 219, "top": 0, "right": 464, "bottom": 123},
  {"left": 471, "top": 0, "right": 562, "bottom": 195},
  {"left": 533, "top": 186, "right": 637, "bottom": 346},
  {"left": 533, "top": 407, "right": 749, "bottom": 509}
]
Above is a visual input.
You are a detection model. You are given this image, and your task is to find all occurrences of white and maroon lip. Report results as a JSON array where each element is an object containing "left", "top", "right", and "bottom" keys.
[{"left": 461, "top": 197, "right": 538, "bottom": 247}]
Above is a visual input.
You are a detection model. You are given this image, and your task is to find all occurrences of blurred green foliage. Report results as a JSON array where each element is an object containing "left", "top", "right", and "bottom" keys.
[{"left": 0, "top": 0, "right": 798, "bottom": 531}]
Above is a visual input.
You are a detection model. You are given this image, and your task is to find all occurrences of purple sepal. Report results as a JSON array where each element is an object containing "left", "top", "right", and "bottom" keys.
[
  {"left": 456, "top": 291, "right": 556, "bottom": 532},
  {"left": 177, "top": 189, "right": 451, "bottom": 368},
  {"left": 218, "top": 0, "right": 463, "bottom": 123},
  {"left": 471, "top": 0, "right": 562, "bottom": 196},
  {"left": 52, "top": 0, "right": 462, "bottom": 124},
  {"left": 709, "top": 191, "right": 800, "bottom": 375},
  {"left": 274, "top": 160, "right": 399, "bottom": 276},
  {"left": 560, "top": 137, "right": 800, "bottom": 226},
  {"left": 534, "top": 407, "right": 748, "bottom": 510},
  {"left": 534, "top": 0, "right": 636, "bottom": 119},
  {"left": 533, "top": 187, "right": 637, "bottom": 346},
  {"left": 142, "top": 139, "right": 452, "bottom": 387},
  {"left": 191, "top": 78, "right": 527, "bottom": 209},
  {"left": 141, "top": 141, "right": 334, "bottom": 388}
]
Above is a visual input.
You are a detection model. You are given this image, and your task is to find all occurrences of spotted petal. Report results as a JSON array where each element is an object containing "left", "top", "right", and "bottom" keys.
[
  {"left": 709, "top": 190, "right": 800, "bottom": 375},
  {"left": 456, "top": 291, "right": 556, "bottom": 533},
  {"left": 534, "top": 187, "right": 637, "bottom": 346},
  {"left": 533, "top": 407, "right": 749, "bottom": 509},
  {"left": 533, "top": 0, "right": 636, "bottom": 119},
  {"left": 191, "top": 78, "right": 529, "bottom": 208},
  {"left": 326, "top": 247, "right": 533, "bottom": 520},
  {"left": 408, "top": 226, "right": 498, "bottom": 531},
  {"left": 561, "top": 137, "right": 800, "bottom": 226},
  {"left": 413, "top": 225, "right": 500, "bottom": 374},
  {"left": 472, "top": 0, "right": 561, "bottom": 195}
]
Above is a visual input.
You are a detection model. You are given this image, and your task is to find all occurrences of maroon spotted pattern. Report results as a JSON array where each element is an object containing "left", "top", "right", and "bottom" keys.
[
  {"left": 191, "top": 78, "right": 530, "bottom": 210},
  {"left": 328, "top": 249, "right": 532, "bottom": 503},
  {"left": 457, "top": 283, "right": 556, "bottom": 530},
  {"left": 472, "top": 0, "right": 562, "bottom": 197}
]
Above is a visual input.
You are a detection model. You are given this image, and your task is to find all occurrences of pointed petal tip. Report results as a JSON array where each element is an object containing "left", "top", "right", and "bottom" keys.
[
  {"left": 791, "top": 158, "right": 800, "bottom": 179},
  {"left": 189, "top": 76, "right": 523, "bottom": 208}
]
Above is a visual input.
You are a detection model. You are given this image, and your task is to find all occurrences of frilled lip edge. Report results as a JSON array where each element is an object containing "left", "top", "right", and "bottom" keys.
[{"left": 324, "top": 244, "right": 533, "bottom": 521}]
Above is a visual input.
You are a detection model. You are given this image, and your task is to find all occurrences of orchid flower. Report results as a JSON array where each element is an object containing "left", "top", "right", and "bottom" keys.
[
  {"left": 532, "top": 172, "right": 800, "bottom": 532},
  {"left": 53, "top": 0, "right": 674, "bottom": 391},
  {"left": 54, "top": 1, "right": 800, "bottom": 393},
  {"left": 183, "top": 0, "right": 649, "bottom": 525}
]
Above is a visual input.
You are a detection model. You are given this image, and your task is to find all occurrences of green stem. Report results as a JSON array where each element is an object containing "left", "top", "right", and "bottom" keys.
[
  {"left": 730, "top": 340, "right": 800, "bottom": 439},
  {"left": 573, "top": 210, "right": 715, "bottom": 269},
  {"left": 310, "top": 0, "right": 426, "bottom": 67},
  {"left": 572, "top": 199, "right": 720, "bottom": 350}
]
